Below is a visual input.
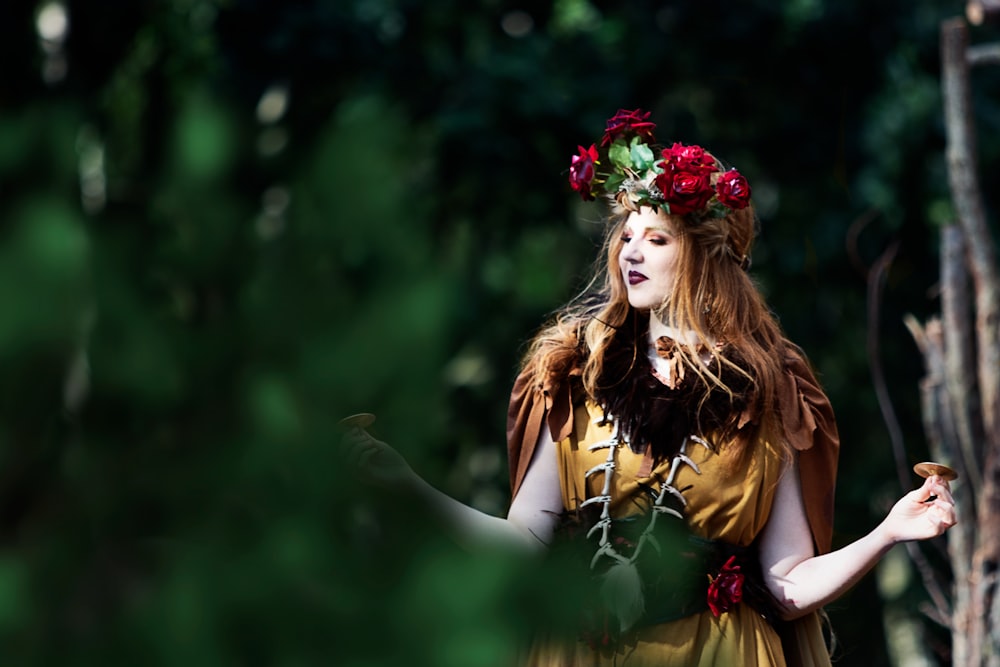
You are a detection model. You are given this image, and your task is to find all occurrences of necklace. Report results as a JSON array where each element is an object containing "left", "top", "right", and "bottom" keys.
[{"left": 580, "top": 412, "right": 711, "bottom": 631}]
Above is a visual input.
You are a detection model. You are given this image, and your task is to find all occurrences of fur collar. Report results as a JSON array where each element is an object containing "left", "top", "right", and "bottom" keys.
[{"left": 591, "top": 315, "right": 754, "bottom": 462}]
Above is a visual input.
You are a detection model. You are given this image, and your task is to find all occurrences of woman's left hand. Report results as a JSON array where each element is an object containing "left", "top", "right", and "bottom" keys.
[{"left": 880, "top": 475, "right": 957, "bottom": 544}]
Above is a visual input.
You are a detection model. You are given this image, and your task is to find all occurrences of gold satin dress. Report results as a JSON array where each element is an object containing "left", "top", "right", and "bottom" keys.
[{"left": 521, "top": 399, "right": 833, "bottom": 667}]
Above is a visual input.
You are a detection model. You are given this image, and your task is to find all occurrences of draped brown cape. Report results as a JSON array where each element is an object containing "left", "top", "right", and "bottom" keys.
[{"left": 505, "top": 345, "right": 840, "bottom": 555}]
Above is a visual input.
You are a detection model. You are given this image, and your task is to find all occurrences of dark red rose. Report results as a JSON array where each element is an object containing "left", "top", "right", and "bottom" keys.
[
  {"left": 660, "top": 142, "right": 717, "bottom": 174},
  {"left": 654, "top": 169, "right": 715, "bottom": 216},
  {"left": 569, "top": 144, "right": 599, "bottom": 200},
  {"left": 601, "top": 108, "right": 657, "bottom": 147},
  {"left": 715, "top": 169, "right": 751, "bottom": 209},
  {"left": 706, "top": 556, "right": 744, "bottom": 617}
]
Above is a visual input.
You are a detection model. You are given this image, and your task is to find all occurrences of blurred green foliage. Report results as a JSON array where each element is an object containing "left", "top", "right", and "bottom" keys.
[{"left": 1, "top": 0, "right": 998, "bottom": 664}]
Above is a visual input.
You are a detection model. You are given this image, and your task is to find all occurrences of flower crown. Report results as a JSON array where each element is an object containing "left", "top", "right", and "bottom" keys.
[{"left": 568, "top": 109, "right": 752, "bottom": 219}]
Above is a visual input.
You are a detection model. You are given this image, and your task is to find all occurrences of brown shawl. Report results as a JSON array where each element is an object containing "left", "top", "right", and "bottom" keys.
[{"left": 505, "top": 344, "right": 840, "bottom": 555}]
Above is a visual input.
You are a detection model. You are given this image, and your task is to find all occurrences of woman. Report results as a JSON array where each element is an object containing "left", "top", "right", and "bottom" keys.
[{"left": 346, "top": 109, "right": 956, "bottom": 666}]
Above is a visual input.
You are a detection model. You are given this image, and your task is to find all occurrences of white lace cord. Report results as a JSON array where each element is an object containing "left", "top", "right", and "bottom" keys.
[
  {"left": 631, "top": 435, "right": 710, "bottom": 562},
  {"left": 583, "top": 417, "right": 629, "bottom": 565},
  {"left": 582, "top": 426, "right": 710, "bottom": 570}
]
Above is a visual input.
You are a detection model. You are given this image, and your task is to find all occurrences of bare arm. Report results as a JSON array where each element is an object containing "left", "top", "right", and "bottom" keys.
[
  {"left": 345, "top": 426, "right": 564, "bottom": 552},
  {"left": 759, "top": 454, "right": 956, "bottom": 620}
]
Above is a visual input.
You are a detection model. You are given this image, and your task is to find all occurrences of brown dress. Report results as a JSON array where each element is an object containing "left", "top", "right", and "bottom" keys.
[{"left": 507, "top": 345, "right": 840, "bottom": 667}]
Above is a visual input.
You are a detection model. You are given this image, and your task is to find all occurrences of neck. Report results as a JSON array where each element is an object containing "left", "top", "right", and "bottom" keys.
[{"left": 646, "top": 310, "right": 709, "bottom": 348}]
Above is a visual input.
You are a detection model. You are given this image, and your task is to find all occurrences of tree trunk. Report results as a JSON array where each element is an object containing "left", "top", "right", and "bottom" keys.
[{"left": 913, "top": 16, "right": 1000, "bottom": 667}]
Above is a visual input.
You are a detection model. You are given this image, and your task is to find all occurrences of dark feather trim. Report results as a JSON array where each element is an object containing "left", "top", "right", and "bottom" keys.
[{"left": 591, "top": 313, "right": 754, "bottom": 462}]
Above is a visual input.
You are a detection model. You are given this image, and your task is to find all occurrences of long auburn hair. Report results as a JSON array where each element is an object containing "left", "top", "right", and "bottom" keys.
[{"left": 518, "top": 198, "right": 792, "bottom": 464}]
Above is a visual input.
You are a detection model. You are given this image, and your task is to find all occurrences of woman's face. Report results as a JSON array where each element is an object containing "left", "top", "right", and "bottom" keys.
[{"left": 617, "top": 207, "right": 681, "bottom": 311}]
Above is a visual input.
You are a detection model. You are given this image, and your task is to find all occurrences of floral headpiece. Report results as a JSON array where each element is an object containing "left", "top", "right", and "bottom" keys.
[{"left": 568, "top": 109, "right": 752, "bottom": 219}]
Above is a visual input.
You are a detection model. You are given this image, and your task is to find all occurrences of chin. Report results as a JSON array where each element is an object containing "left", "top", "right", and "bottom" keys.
[{"left": 627, "top": 299, "right": 655, "bottom": 312}]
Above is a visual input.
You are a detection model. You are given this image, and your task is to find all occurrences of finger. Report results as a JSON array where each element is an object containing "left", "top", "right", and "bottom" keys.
[
  {"left": 342, "top": 431, "right": 369, "bottom": 455},
  {"left": 354, "top": 444, "right": 389, "bottom": 476},
  {"left": 928, "top": 502, "right": 957, "bottom": 530},
  {"left": 926, "top": 477, "right": 957, "bottom": 504},
  {"left": 914, "top": 475, "right": 955, "bottom": 504},
  {"left": 346, "top": 435, "right": 381, "bottom": 464},
  {"left": 912, "top": 476, "right": 939, "bottom": 504},
  {"left": 358, "top": 446, "right": 381, "bottom": 470},
  {"left": 936, "top": 490, "right": 956, "bottom": 506},
  {"left": 343, "top": 425, "right": 370, "bottom": 441},
  {"left": 926, "top": 486, "right": 957, "bottom": 515},
  {"left": 931, "top": 481, "right": 955, "bottom": 504},
  {"left": 929, "top": 474, "right": 956, "bottom": 495},
  {"left": 343, "top": 430, "right": 381, "bottom": 449},
  {"left": 928, "top": 474, "right": 949, "bottom": 488},
  {"left": 341, "top": 431, "right": 363, "bottom": 447}
]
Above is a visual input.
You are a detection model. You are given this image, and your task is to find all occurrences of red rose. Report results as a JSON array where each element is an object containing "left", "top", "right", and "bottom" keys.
[
  {"left": 706, "top": 556, "right": 744, "bottom": 617},
  {"left": 601, "top": 108, "right": 657, "bottom": 147},
  {"left": 569, "top": 144, "right": 599, "bottom": 200},
  {"left": 715, "top": 169, "right": 751, "bottom": 209},
  {"left": 654, "top": 169, "right": 715, "bottom": 216},
  {"left": 660, "top": 142, "right": 717, "bottom": 174}
]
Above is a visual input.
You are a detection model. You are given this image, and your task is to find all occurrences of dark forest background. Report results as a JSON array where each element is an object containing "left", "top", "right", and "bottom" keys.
[{"left": 1, "top": 0, "right": 998, "bottom": 664}]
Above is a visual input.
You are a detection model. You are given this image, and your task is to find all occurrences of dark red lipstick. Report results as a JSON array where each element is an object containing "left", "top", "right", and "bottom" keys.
[{"left": 628, "top": 271, "right": 647, "bottom": 285}]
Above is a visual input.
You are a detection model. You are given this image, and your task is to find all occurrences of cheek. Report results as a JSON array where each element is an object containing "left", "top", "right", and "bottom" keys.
[
  {"left": 665, "top": 250, "right": 680, "bottom": 276},
  {"left": 655, "top": 251, "right": 678, "bottom": 276},
  {"left": 657, "top": 258, "right": 679, "bottom": 291}
]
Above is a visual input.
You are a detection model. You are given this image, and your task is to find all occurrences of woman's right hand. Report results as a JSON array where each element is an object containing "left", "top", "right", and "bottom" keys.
[{"left": 342, "top": 427, "right": 416, "bottom": 487}]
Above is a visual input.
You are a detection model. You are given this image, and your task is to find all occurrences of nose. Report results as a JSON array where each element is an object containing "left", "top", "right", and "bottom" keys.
[{"left": 621, "top": 236, "right": 642, "bottom": 263}]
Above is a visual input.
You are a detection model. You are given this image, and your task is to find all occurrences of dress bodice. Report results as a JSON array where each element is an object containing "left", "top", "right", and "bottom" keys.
[{"left": 557, "top": 399, "right": 787, "bottom": 548}]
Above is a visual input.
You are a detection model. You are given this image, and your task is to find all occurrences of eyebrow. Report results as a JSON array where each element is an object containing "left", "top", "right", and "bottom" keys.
[{"left": 626, "top": 224, "right": 674, "bottom": 235}]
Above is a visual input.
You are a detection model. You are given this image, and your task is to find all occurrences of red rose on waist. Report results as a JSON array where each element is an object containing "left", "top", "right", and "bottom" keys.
[{"left": 706, "top": 555, "right": 744, "bottom": 617}]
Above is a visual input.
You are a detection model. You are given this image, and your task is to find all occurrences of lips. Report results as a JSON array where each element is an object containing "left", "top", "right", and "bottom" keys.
[{"left": 628, "top": 270, "right": 647, "bottom": 285}]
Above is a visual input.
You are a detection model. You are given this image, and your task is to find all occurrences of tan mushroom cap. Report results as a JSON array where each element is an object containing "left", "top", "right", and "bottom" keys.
[
  {"left": 339, "top": 412, "right": 376, "bottom": 429},
  {"left": 913, "top": 461, "right": 958, "bottom": 481}
]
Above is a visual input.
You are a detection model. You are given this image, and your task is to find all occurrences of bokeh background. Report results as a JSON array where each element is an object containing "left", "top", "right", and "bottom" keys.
[{"left": 2, "top": 0, "right": 998, "bottom": 664}]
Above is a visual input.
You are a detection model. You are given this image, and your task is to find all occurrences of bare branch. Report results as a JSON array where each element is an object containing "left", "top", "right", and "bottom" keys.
[
  {"left": 941, "top": 17, "right": 1000, "bottom": 665},
  {"left": 968, "top": 43, "right": 1000, "bottom": 66},
  {"left": 869, "top": 251, "right": 955, "bottom": 624},
  {"left": 941, "top": 19, "right": 1000, "bottom": 445},
  {"left": 940, "top": 225, "right": 984, "bottom": 496},
  {"left": 866, "top": 242, "right": 910, "bottom": 493}
]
